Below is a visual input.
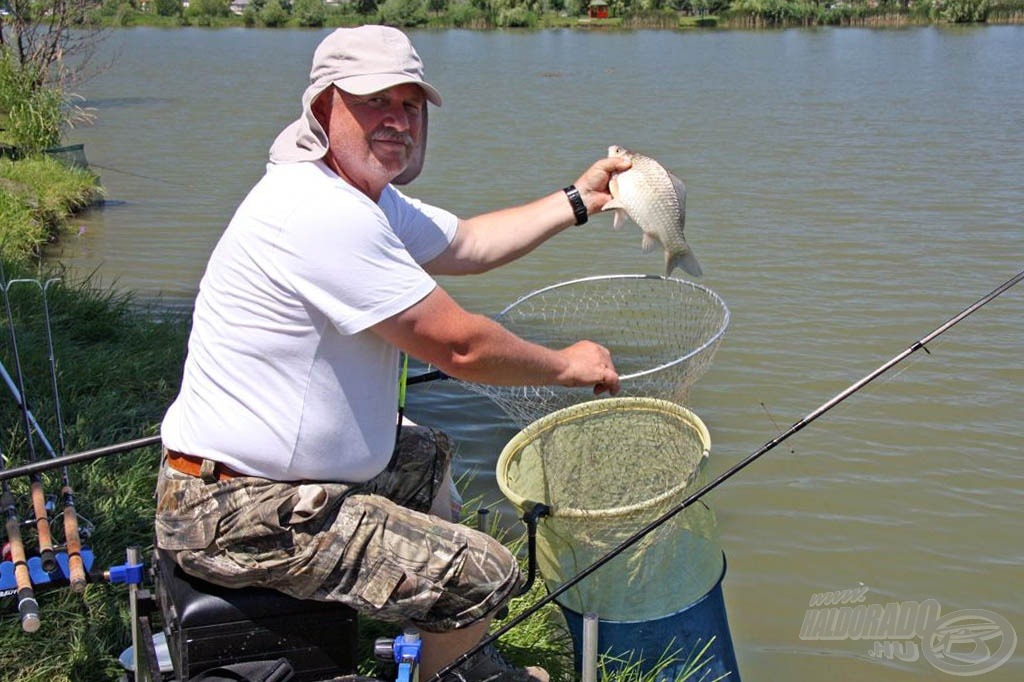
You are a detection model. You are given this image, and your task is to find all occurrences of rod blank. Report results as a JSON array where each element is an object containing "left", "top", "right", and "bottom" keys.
[
  {"left": 2, "top": 278, "right": 56, "bottom": 573},
  {"left": 40, "top": 279, "right": 86, "bottom": 592}
]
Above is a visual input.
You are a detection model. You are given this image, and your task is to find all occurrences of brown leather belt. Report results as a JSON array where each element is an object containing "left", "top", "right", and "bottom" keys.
[{"left": 165, "top": 450, "right": 245, "bottom": 482}]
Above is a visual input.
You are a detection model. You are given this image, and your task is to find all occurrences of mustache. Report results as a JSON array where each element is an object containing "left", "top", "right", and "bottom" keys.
[{"left": 372, "top": 130, "right": 415, "bottom": 147}]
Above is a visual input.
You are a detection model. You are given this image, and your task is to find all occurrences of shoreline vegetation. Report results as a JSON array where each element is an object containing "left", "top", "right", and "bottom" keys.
[{"left": 94, "top": 0, "right": 1024, "bottom": 31}]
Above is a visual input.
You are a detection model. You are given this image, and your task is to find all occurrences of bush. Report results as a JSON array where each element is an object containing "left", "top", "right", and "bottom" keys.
[
  {"left": 444, "top": 0, "right": 484, "bottom": 25},
  {"left": 495, "top": 5, "right": 537, "bottom": 25},
  {"left": 186, "top": 0, "right": 231, "bottom": 17},
  {"left": 260, "top": 0, "right": 290, "bottom": 25},
  {"left": 293, "top": 0, "right": 327, "bottom": 24},
  {"left": 377, "top": 0, "right": 430, "bottom": 25},
  {"left": 941, "top": 0, "right": 990, "bottom": 21},
  {"left": 155, "top": 0, "right": 184, "bottom": 15}
]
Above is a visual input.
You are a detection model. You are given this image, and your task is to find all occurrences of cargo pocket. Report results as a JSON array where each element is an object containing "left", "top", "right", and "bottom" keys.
[
  {"left": 356, "top": 557, "right": 408, "bottom": 611},
  {"left": 154, "top": 474, "right": 218, "bottom": 551}
]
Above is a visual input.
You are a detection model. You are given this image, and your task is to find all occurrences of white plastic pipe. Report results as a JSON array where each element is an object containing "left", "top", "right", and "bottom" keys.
[{"left": 582, "top": 612, "right": 599, "bottom": 682}]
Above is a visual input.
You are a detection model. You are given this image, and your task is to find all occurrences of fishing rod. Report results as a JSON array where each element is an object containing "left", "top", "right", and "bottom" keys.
[
  {"left": 0, "top": 435, "right": 162, "bottom": 483},
  {"left": 2, "top": 366, "right": 442, "bottom": 483},
  {"left": 88, "top": 162, "right": 194, "bottom": 189},
  {"left": 0, "top": 443, "right": 40, "bottom": 633},
  {"left": 2, "top": 276, "right": 57, "bottom": 574},
  {"left": 0, "top": 355, "right": 87, "bottom": 592},
  {"left": 0, "top": 364, "right": 440, "bottom": 481},
  {"left": 39, "top": 278, "right": 87, "bottom": 592},
  {"left": 429, "top": 267, "right": 1024, "bottom": 681},
  {"left": 0, "top": 281, "right": 83, "bottom": 562}
]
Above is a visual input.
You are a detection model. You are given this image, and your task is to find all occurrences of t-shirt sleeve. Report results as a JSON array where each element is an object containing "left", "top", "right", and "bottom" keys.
[
  {"left": 381, "top": 185, "right": 459, "bottom": 264},
  {"left": 273, "top": 186, "right": 446, "bottom": 335}
]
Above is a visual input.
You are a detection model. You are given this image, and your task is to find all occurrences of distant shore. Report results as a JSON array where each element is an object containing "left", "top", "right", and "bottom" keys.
[{"left": 95, "top": 4, "right": 1024, "bottom": 32}]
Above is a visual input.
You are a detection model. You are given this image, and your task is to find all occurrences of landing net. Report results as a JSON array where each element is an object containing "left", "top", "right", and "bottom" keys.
[
  {"left": 464, "top": 275, "right": 730, "bottom": 426},
  {"left": 497, "top": 398, "right": 723, "bottom": 620}
]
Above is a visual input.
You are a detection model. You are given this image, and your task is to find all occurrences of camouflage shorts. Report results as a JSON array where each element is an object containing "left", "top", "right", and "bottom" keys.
[{"left": 155, "top": 426, "right": 523, "bottom": 632}]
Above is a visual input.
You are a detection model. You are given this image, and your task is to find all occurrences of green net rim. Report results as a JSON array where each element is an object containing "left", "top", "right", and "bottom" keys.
[{"left": 496, "top": 397, "right": 711, "bottom": 519}]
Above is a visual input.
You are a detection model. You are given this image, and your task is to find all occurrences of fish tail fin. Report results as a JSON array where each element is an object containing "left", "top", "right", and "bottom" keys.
[{"left": 666, "top": 250, "right": 703, "bottom": 278}]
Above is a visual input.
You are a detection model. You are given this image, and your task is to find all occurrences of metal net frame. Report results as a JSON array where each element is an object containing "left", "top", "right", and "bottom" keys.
[{"left": 463, "top": 274, "right": 730, "bottom": 426}]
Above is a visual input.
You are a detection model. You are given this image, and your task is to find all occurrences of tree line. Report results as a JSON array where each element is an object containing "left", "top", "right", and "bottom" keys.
[{"left": 126, "top": 0, "right": 1022, "bottom": 27}]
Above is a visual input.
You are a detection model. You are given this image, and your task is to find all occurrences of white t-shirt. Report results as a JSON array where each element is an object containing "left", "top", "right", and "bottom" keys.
[{"left": 161, "top": 160, "right": 459, "bottom": 481}]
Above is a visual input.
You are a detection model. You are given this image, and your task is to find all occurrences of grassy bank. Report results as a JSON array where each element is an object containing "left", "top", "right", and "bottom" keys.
[{"left": 0, "top": 156, "right": 103, "bottom": 263}]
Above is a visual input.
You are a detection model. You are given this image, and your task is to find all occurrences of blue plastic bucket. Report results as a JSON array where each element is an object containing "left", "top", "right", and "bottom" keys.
[{"left": 559, "top": 557, "right": 740, "bottom": 681}]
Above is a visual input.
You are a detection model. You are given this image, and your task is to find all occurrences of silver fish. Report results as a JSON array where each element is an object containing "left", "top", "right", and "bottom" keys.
[{"left": 603, "top": 145, "right": 702, "bottom": 278}]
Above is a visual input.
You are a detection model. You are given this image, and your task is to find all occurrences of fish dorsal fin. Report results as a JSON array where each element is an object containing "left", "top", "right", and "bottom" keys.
[{"left": 668, "top": 171, "right": 686, "bottom": 216}]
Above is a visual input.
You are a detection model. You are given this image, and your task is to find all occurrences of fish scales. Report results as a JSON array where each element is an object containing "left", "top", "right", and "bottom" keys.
[{"left": 603, "top": 145, "right": 702, "bottom": 278}]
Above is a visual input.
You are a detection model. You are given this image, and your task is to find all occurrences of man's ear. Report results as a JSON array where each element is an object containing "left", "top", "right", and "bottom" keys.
[{"left": 393, "top": 104, "right": 427, "bottom": 186}]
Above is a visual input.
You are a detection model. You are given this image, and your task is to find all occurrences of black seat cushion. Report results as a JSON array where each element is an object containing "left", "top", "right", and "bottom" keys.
[{"left": 155, "top": 548, "right": 355, "bottom": 627}]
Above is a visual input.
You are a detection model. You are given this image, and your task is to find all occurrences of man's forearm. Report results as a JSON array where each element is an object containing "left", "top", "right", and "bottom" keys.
[{"left": 426, "top": 190, "right": 579, "bottom": 276}]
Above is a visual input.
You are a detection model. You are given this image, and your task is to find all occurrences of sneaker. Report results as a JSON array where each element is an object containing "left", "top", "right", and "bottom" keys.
[{"left": 442, "top": 643, "right": 550, "bottom": 682}]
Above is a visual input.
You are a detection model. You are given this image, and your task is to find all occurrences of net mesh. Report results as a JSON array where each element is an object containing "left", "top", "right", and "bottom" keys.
[
  {"left": 497, "top": 398, "right": 723, "bottom": 621},
  {"left": 463, "top": 275, "right": 729, "bottom": 426},
  {"left": 44, "top": 144, "right": 89, "bottom": 170}
]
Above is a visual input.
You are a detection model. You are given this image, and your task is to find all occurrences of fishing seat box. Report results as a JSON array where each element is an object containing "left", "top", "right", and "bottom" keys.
[{"left": 154, "top": 549, "right": 359, "bottom": 681}]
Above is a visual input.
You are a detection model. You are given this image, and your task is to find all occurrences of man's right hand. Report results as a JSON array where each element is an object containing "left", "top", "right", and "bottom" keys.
[{"left": 557, "top": 341, "right": 620, "bottom": 396}]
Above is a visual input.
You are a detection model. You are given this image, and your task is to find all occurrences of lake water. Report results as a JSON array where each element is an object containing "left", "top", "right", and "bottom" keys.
[{"left": 61, "top": 26, "right": 1023, "bottom": 680}]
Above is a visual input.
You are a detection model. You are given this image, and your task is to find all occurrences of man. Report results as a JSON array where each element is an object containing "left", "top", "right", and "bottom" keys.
[{"left": 156, "top": 25, "right": 628, "bottom": 682}]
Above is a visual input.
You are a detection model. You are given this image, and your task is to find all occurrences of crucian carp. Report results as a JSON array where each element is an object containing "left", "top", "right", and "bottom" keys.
[{"left": 603, "top": 145, "right": 703, "bottom": 278}]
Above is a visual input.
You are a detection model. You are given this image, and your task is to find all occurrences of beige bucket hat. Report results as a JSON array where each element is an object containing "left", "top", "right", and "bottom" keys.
[{"left": 268, "top": 25, "right": 441, "bottom": 179}]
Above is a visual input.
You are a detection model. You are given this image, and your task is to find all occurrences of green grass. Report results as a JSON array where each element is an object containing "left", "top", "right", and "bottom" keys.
[{"left": 0, "top": 156, "right": 102, "bottom": 263}]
